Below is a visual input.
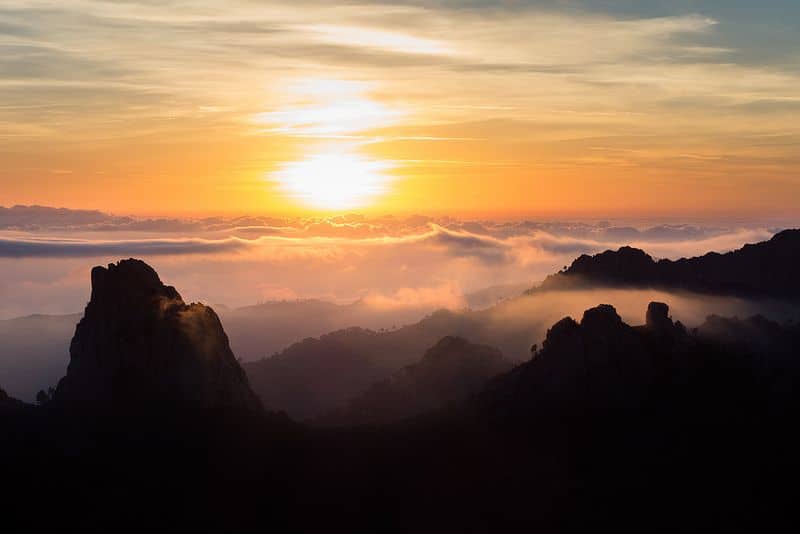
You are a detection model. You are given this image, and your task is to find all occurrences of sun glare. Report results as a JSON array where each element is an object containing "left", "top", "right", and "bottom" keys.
[
  {"left": 261, "top": 78, "right": 402, "bottom": 210},
  {"left": 271, "top": 151, "right": 395, "bottom": 210}
]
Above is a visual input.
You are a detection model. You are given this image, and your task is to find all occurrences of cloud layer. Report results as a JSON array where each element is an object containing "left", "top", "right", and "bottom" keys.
[{"left": 0, "top": 205, "right": 784, "bottom": 319}]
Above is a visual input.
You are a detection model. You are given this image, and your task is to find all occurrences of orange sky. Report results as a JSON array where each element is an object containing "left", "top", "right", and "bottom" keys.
[{"left": 2, "top": 1, "right": 799, "bottom": 218}]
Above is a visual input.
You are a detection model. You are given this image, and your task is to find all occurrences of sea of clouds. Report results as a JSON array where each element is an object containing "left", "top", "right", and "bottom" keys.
[{"left": 0, "top": 205, "right": 785, "bottom": 319}]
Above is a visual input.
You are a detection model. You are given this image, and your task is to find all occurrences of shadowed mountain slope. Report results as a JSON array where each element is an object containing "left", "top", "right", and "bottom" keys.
[
  {"left": 243, "top": 306, "right": 545, "bottom": 420},
  {"left": 322, "top": 336, "right": 513, "bottom": 426},
  {"left": 537, "top": 228, "right": 800, "bottom": 297}
]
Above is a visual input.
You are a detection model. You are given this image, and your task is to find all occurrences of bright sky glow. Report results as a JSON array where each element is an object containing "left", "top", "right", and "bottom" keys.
[{"left": 271, "top": 151, "right": 395, "bottom": 210}]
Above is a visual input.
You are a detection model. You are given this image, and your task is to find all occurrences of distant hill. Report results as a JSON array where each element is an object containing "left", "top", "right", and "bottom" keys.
[
  {"left": 243, "top": 306, "right": 550, "bottom": 419},
  {"left": 243, "top": 281, "right": 800, "bottom": 420},
  {"left": 536, "top": 229, "right": 800, "bottom": 298},
  {"left": 218, "top": 298, "right": 443, "bottom": 362},
  {"left": 320, "top": 336, "right": 513, "bottom": 426}
]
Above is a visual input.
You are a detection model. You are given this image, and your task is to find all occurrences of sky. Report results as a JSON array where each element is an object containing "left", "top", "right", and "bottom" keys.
[{"left": 2, "top": 0, "right": 800, "bottom": 218}]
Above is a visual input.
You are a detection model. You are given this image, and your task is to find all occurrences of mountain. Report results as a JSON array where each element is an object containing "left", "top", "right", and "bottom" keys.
[
  {"left": 243, "top": 305, "right": 550, "bottom": 420},
  {"left": 218, "top": 297, "right": 440, "bottom": 362},
  {"left": 0, "top": 297, "right": 433, "bottom": 403},
  {"left": 53, "top": 259, "right": 262, "bottom": 415},
  {"left": 219, "top": 282, "right": 525, "bottom": 361},
  {"left": 243, "top": 282, "right": 800, "bottom": 420},
  {"left": 537, "top": 228, "right": 800, "bottom": 297},
  {"left": 322, "top": 336, "right": 513, "bottom": 426},
  {"left": 0, "top": 284, "right": 507, "bottom": 402},
  {"left": 477, "top": 302, "right": 699, "bottom": 420},
  {"left": 243, "top": 318, "right": 459, "bottom": 421},
  {"left": 5, "top": 254, "right": 800, "bottom": 531}
]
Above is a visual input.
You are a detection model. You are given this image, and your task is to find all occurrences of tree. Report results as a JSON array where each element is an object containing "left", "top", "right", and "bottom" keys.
[{"left": 35, "top": 386, "right": 55, "bottom": 405}]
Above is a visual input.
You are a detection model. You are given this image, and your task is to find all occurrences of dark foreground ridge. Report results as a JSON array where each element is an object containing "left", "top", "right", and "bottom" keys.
[
  {"left": 536, "top": 228, "right": 800, "bottom": 297},
  {"left": 3, "top": 259, "right": 800, "bottom": 531}
]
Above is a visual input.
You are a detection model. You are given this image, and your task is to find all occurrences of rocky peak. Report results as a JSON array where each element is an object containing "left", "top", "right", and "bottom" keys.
[
  {"left": 54, "top": 259, "right": 262, "bottom": 415},
  {"left": 646, "top": 302, "right": 672, "bottom": 331},
  {"left": 581, "top": 304, "right": 623, "bottom": 330}
]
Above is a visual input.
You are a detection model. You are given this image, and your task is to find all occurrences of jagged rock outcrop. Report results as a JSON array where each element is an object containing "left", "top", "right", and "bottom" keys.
[
  {"left": 0, "top": 387, "right": 28, "bottom": 415},
  {"left": 54, "top": 259, "right": 262, "bottom": 415},
  {"left": 324, "top": 336, "right": 512, "bottom": 426},
  {"left": 480, "top": 302, "right": 700, "bottom": 420},
  {"left": 535, "top": 229, "right": 800, "bottom": 298}
]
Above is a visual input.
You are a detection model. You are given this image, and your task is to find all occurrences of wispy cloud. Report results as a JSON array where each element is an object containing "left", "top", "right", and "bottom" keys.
[
  {"left": 0, "top": 236, "right": 249, "bottom": 258},
  {"left": 2, "top": 2, "right": 799, "bottom": 215}
]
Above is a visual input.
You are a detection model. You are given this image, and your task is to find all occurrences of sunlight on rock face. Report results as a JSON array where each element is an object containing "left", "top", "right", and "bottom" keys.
[{"left": 271, "top": 151, "right": 394, "bottom": 210}]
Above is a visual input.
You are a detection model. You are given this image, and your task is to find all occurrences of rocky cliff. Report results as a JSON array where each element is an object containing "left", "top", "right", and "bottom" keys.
[{"left": 54, "top": 259, "right": 262, "bottom": 415}]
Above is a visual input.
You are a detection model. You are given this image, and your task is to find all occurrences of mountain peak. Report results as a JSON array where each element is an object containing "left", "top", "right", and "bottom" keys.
[
  {"left": 646, "top": 301, "right": 673, "bottom": 331},
  {"left": 90, "top": 258, "right": 180, "bottom": 306},
  {"left": 54, "top": 259, "right": 262, "bottom": 416},
  {"left": 581, "top": 304, "right": 623, "bottom": 330}
]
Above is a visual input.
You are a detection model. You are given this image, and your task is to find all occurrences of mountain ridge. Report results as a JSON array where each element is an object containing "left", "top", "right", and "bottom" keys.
[{"left": 535, "top": 228, "right": 800, "bottom": 297}]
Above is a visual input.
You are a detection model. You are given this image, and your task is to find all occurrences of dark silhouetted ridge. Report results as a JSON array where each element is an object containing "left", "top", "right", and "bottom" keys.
[
  {"left": 0, "top": 386, "right": 29, "bottom": 414},
  {"left": 536, "top": 229, "right": 800, "bottom": 297}
]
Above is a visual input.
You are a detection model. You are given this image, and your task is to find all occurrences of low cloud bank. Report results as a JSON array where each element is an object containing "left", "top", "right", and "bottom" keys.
[
  {"left": 0, "top": 236, "right": 249, "bottom": 258},
  {"left": 0, "top": 205, "right": 789, "bottom": 320}
]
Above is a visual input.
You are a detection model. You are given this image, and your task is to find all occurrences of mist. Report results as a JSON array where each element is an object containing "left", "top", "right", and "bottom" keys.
[
  {"left": 2, "top": 209, "right": 795, "bottom": 402},
  {"left": 0, "top": 208, "right": 783, "bottom": 320},
  {"left": 474, "top": 288, "right": 800, "bottom": 360}
]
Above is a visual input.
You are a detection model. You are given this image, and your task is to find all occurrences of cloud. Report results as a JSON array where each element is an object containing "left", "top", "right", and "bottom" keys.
[
  {"left": 2, "top": 1, "right": 798, "bottom": 145},
  {"left": 361, "top": 282, "right": 466, "bottom": 311},
  {"left": 0, "top": 205, "right": 113, "bottom": 230},
  {"left": 0, "top": 236, "right": 250, "bottom": 258},
  {"left": 0, "top": 205, "right": 789, "bottom": 320},
  {"left": 424, "top": 225, "right": 510, "bottom": 264}
]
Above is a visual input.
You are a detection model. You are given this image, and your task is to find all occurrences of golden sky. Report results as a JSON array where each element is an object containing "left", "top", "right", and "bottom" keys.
[{"left": 2, "top": 1, "right": 800, "bottom": 218}]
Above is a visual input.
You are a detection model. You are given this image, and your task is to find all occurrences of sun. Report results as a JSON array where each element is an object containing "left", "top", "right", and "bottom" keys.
[{"left": 272, "top": 151, "right": 394, "bottom": 210}]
